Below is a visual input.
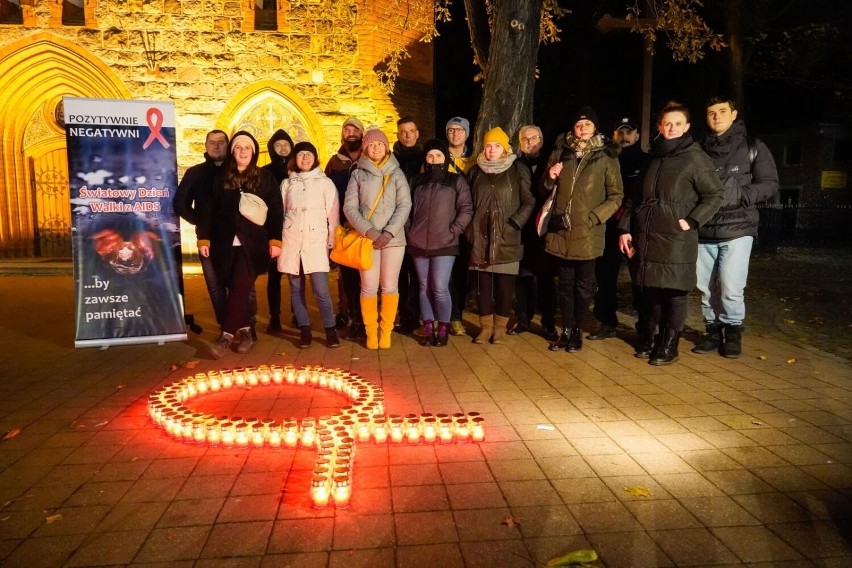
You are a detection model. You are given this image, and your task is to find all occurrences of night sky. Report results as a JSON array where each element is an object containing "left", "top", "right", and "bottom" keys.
[{"left": 434, "top": 0, "right": 851, "bottom": 144}]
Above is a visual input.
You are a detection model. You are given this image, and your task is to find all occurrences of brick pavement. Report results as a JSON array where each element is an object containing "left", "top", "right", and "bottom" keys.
[{"left": 0, "top": 272, "right": 850, "bottom": 567}]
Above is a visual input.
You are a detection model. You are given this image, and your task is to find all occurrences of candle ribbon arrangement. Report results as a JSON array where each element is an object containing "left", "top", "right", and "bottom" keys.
[{"left": 147, "top": 364, "right": 485, "bottom": 509}]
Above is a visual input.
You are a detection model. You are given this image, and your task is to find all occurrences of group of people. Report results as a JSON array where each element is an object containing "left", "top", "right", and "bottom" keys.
[{"left": 174, "top": 95, "right": 778, "bottom": 365}]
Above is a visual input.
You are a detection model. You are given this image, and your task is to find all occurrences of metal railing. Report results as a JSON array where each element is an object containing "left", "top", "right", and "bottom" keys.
[{"left": 757, "top": 203, "right": 852, "bottom": 250}]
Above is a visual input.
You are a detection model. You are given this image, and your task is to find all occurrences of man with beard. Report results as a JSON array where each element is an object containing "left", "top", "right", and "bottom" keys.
[
  {"left": 325, "top": 117, "right": 367, "bottom": 340},
  {"left": 393, "top": 116, "right": 424, "bottom": 334}
]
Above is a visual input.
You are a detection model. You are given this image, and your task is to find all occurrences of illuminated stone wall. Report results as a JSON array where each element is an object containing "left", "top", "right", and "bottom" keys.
[{"left": 0, "top": 0, "right": 434, "bottom": 257}]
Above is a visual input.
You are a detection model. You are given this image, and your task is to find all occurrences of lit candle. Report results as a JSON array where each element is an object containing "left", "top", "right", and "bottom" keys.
[
  {"left": 422, "top": 417, "right": 437, "bottom": 443},
  {"left": 296, "top": 369, "right": 307, "bottom": 385},
  {"left": 246, "top": 366, "right": 258, "bottom": 386},
  {"left": 332, "top": 475, "right": 351, "bottom": 508},
  {"left": 284, "top": 365, "right": 296, "bottom": 383},
  {"left": 194, "top": 373, "right": 209, "bottom": 394},
  {"left": 268, "top": 421, "right": 281, "bottom": 447},
  {"left": 300, "top": 417, "right": 316, "bottom": 447},
  {"left": 357, "top": 417, "right": 372, "bottom": 443},
  {"left": 207, "top": 423, "right": 220, "bottom": 446},
  {"left": 258, "top": 365, "right": 271, "bottom": 385},
  {"left": 271, "top": 364, "right": 283, "bottom": 384},
  {"left": 439, "top": 417, "right": 454, "bottom": 443},
  {"left": 283, "top": 420, "right": 299, "bottom": 448},
  {"left": 405, "top": 414, "right": 421, "bottom": 444},
  {"left": 389, "top": 415, "right": 404, "bottom": 444},
  {"left": 310, "top": 475, "right": 330, "bottom": 509},
  {"left": 221, "top": 370, "right": 233, "bottom": 389},
  {"left": 455, "top": 417, "right": 470, "bottom": 443},
  {"left": 192, "top": 422, "right": 206, "bottom": 444},
  {"left": 470, "top": 416, "right": 486, "bottom": 442},
  {"left": 234, "top": 422, "right": 249, "bottom": 447},
  {"left": 234, "top": 367, "right": 246, "bottom": 387},
  {"left": 373, "top": 417, "right": 388, "bottom": 444},
  {"left": 208, "top": 371, "right": 221, "bottom": 391}
]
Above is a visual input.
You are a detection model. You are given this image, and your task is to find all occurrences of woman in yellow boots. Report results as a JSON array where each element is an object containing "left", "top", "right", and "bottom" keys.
[{"left": 343, "top": 127, "right": 412, "bottom": 349}]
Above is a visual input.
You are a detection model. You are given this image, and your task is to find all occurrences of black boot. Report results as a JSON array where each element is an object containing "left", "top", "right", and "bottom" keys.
[
  {"left": 588, "top": 324, "right": 616, "bottom": 340},
  {"left": 567, "top": 328, "right": 583, "bottom": 352},
  {"left": 634, "top": 333, "right": 655, "bottom": 359},
  {"left": 325, "top": 326, "right": 341, "bottom": 349},
  {"left": 266, "top": 316, "right": 282, "bottom": 333},
  {"left": 299, "top": 325, "right": 312, "bottom": 348},
  {"left": 548, "top": 328, "right": 572, "bottom": 351},
  {"left": 692, "top": 322, "right": 723, "bottom": 354},
  {"left": 250, "top": 323, "right": 258, "bottom": 341},
  {"left": 722, "top": 324, "right": 743, "bottom": 358},
  {"left": 434, "top": 322, "right": 449, "bottom": 347},
  {"left": 650, "top": 329, "right": 681, "bottom": 365}
]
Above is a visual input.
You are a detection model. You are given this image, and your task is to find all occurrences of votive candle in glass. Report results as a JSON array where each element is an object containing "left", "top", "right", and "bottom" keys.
[
  {"left": 310, "top": 475, "right": 330, "bottom": 509},
  {"left": 332, "top": 475, "right": 351, "bottom": 508}
]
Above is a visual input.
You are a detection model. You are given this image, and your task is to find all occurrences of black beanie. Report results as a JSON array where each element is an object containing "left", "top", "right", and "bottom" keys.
[
  {"left": 290, "top": 141, "right": 319, "bottom": 171},
  {"left": 571, "top": 106, "right": 599, "bottom": 132},
  {"left": 422, "top": 139, "right": 449, "bottom": 163}
]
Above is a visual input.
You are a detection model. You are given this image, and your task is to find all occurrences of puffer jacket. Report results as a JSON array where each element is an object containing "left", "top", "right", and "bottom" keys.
[
  {"left": 406, "top": 163, "right": 473, "bottom": 257},
  {"left": 466, "top": 158, "right": 535, "bottom": 266},
  {"left": 277, "top": 167, "right": 339, "bottom": 275},
  {"left": 343, "top": 154, "right": 411, "bottom": 247},
  {"left": 700, "top": 120, "right": 779, "bottom": 242},
  {"left": 542, "top": 140, "right": 624, "bottom": 261},
  {"left": 619, "top": 134, "right": 724, "bottom": 291}
]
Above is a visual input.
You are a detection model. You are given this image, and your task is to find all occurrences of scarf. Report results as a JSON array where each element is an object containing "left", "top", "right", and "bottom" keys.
[
  {"left": 564, "top": 133, "right": 606, "bottom": 157},
  {"left": 651, "top": 133, "right": 694, "bottom": 157},
  {"left": 475, "top": 152, "right": 517, "bottom": 174}
]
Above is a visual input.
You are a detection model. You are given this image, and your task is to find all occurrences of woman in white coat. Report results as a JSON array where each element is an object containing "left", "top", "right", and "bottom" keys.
[{"left": 278, "top": 142, "right": 341, "bottom": 348}]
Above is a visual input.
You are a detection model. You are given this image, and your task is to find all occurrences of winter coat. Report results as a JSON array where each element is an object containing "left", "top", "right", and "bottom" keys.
[
  {"left": 516, "top": 152, "right": 550, "bottom": 271},
  {"left": 406, "top": 163, "right": 473, "bottom": 257},
  {"left": 174, "top": 154, "right": 223, "bottom": 226},
  {"left": 262, "top": 129, "right": 294, "bottom": 184},
  {"left": 466, "top": 159, "right": 536, "bottom": 266},
  {"left": 700, "top": 120, "right": 779, "bottom": 242},
  {"left": 197, "top": 166, "right": 284, "bottom": 283},
  {"left": 277, "top": 167, "right": 339, "bottom": 275},
  {"left": 325, "top": 146, "right": 359, "bottom": 221},
  {"left": 343, "top": 154, "right": 412, "bottom": 247},
  {"left": 392, "top": 142, "right": 424, "bottom": 184},
  {"left": 542, "top": 140, "right": 624, "bottom": 261},
  {"left": 619, "top": 134, "right": 724, "bottom": 291}
]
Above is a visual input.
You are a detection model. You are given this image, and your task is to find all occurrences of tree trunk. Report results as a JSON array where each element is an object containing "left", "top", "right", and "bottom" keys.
[
  {"left": 465, "top": 0, "right": 543, "bottom": 152},
  {"left": 727, "top": 0, "right": 746, "bottom": 111}
]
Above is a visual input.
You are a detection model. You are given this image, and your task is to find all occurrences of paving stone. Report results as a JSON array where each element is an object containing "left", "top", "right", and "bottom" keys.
[
  {"left": 267, "top": 518, "right": 333, "bottom": 553},
  {"left": 200, "top": 521, "right": 273, "bottom": 558},
  {"left": 332, "top": 513, "right": 394, "bottom": 549},
  {"left": 133, "top": 525, "right": 211, "bottom": 562},
  {"left": 394, "top": 510, "right": 458, "bottom": 545},
  {"left": 711, "top": 525, "right": 804, "bottom": 562},
  {"left": 396, "top": 543, "right": 464, "bottom": 567},
  {"left": 649, "top": 527, "right": 739, "bottom": 566}
]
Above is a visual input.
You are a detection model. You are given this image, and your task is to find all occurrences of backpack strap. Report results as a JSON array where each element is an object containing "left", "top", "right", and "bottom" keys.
[{"left": 747, "top": 136, "right": 759, "bottom": 170}]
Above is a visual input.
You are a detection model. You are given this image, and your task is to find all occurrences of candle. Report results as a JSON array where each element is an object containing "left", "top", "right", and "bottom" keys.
[
  {"left": 208, "top": 371, "right": 221, "bottom": 391},
  {"left": 221, "top": 370, "right": 233, "bottom": 389},
  {"left": 207, "top": 423, "right": 220, "bottom": 446},
  {"left": 389, "top": 415, "right": 404, "bottom": 444},
  {"left": 234, "top": 422, "right": 249, "bottom": 447},
  {"left": 284, "top": 365, "right": 296, "bottom": 383},
  {"left": 439, "top": 417, "right": 454, "bottom": 443},
  {"left": 233, "top": 367, "right": 246, "bottom": 387},
  {"left": 373, "top": 417, "right": 388, "bottom": 444},
  {"left": 194, "top": 373, "right": 209, "bottom": 394},
  {"left": 310, "top": 475, "right": 330, "bottom": 509},
  {"left": 268, "top": 421, "right": 281, "bottom": 447},
  {"left": 405, "top": 414, "right": 421, "bottom": 444},
  {"left": 192, "top": 422, "right": 206, "bottom": 444},
  {"left": 332, "top": 475, "right": 351, "bottom": 508},
  {"left": 455, "top": 417, "right": 470, "bottom": 443},
  {"left": 470, "top": 416, "right": 486, "bottom": 442},
  {"left": 258, "top": 365, "right": 271, "bottom": 385},
  {"left": 422, "top": 417, "right": 437, "bottom": 443},
  {"left": 300, "top": 417, "right": 316, "bottom": 447},
  {"left": 246, "top": 366, "right": 258, "bottom": 386},
  {"left": 296, "top": 369, "right": 307, "bottom": 385},
  {"left": 220, "top": 422, "right": 235, "bottom": 446},
  {"left": 271, "top": 364, "right": 283, "bottom": 384},
  {"left": 283, "top": 420, "right": 298, "bottom": 448}
]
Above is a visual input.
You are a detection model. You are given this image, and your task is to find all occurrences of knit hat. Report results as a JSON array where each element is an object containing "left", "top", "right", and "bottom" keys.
[
  {"left": 342, "top": 117, "right": 365, "bottom": 135},
  {"left": 483, "top": 127, "right": 512, "bottom": 153},
  {"left": 290, "top": 141, "right": 319, "bottom": 171},
  {"left": 445, "top": 116, "right": 470, "bottom": 139},
  {"left": 422, "top": 139, "right": 448, "bottom": 162},
  {"left": 571, "top": 106, "right": 599, "bottom": 131},
  {"left": 229, "top": 131, "right": 260, "bottom": 164},
  {"left": 363, "top": 127, "right": 390, "bottom": 149}
]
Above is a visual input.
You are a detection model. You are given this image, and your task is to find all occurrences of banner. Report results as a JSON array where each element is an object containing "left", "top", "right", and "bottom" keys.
[{"left": 65, "top": 97, "right": 187, "bottom": 348}]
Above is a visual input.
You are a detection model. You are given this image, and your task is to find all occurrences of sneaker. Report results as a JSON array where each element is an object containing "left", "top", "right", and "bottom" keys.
[
  {"left": 325, "top": 326, "right": 341, "bottom": 348},
  {"left": 235, "top": 327, "right": 254, "bottom": 354},
  {"left": 210, "top": 331, "right": 234, "bottom": 359},
  {"left": 299, "top": 325, "right": 312, "bottom": 349},
  {"left": 450, "top": 320, "right": 466, "bottom": 336}
]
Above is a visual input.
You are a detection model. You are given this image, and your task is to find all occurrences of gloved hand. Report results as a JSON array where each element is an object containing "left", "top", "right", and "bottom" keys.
[
  {"left": 365, "top": 227, "right": 381, "bottom": 241},
  {"left": 373, "top": 231, "right": 393, "bottom": 249},
  {"left": 548, "top": 212, "right": 570, "bottom": 232}
]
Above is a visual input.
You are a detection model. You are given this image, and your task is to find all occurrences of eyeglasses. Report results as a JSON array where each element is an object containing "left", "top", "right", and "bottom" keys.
[
  {"left": 296, "top": 151, "right": 314, "bottom": 158},
  {"left": 447, "top": 127, "right": 466, "bottom": 134},
  {"left": 521, "top": 135, "right": 541, "bottom": 143}
]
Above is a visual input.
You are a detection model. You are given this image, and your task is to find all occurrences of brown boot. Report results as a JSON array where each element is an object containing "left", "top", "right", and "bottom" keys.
[
  {"left": 492, "top": 315, "right": 510, "bottom": 344},
  {"left": 474, "top": 315, "right": 493, "bottom": 344}
]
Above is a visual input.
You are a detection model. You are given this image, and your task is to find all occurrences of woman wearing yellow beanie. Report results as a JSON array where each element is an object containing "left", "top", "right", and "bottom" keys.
[{"left": 466, "top": 127, "right": 536, "bottom": 344}]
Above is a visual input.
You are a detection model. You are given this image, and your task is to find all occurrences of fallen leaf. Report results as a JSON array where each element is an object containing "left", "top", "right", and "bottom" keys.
[
  {"left": 183, "top": 360, "right": 200, "bottom": 369},
  {"left": 1, "top": 428, "right": 21, "bottom": 442},
  {"left": 114, "top": 385, "right": 126, "bottom": 390},
  {"left": 0, "top": 516, "right": 10, "bottom": 521},
  {"left": 546, "top": 549, "right": 599, "bottom": 567},
  {"left": 757, "top": 354, "right": 767, "bottom": 360},
  {"left": 783, "top": 319, "right": 796, "bottom": 325},
  {"left": 786, "top": 358, "right": 797, "bottom": 364},
  {"left": 1, "top": 501, "right": 12, "bottom": 509},
  {"left": 624, "top": 486, "right": 651, "bottom": 498},
  {"left": 276, "top": 352, "right": 287, "bottom": 357},
  {"left": 536, "top": 424, "right": 555, "bottom": 431},
  {"left": 169, "top": 364, "right": 179, "bottom": 372},
  {"left": 130, "top": 457, "right": 143, "bottom": 462},
  {"left": 93, "top": 421, "right": 109, "bottom": 428},
  {"left": 45, "top": 514, "right": 62, "bottom": 524},
  {"left": 502, "top": 515, "right": 521, "bottom": 527},
  {"left": 751, "top": 420, "right": 763, "bottom": 426}
]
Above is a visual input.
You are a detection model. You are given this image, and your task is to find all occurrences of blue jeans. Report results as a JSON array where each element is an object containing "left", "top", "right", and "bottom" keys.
[
  {"left": 696, "top": 236, "right": 753, "bottom": 326},
  {"left": 289, "top": 271, "right": 336, "bottom": 329},
  {"left": 413, "top": 255, "right": 455, "bottom": 322}
]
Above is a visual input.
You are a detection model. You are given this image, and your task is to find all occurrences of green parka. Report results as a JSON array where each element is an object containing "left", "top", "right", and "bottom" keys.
[{"left": 542, "top": 140, "right": 624, "bottom": 261}]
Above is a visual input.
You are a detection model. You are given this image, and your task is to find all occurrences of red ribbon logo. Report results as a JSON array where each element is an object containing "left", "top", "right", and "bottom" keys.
[{"left": 143, "top": 107, "right": 169, "bottom": 150}]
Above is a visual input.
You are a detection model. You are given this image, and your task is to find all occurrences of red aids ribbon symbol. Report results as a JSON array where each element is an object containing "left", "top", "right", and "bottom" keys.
[
  {"left": 148, "top": 365, "right": 485, "bottom": 509},
  {"left": 143, "top": 107, "right": 170, "bottom": 150}
]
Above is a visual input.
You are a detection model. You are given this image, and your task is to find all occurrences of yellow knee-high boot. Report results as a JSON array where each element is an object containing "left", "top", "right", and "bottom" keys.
[
  {"left": 360, "top": 296, "right": 379, "bottom": 350},
  {"left": 378, "top": 293, "right": 399, "bottom": 349}
]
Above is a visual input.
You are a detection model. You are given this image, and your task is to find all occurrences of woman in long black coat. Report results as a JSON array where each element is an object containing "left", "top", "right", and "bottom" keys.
[
  {"left": 618, "top": 102, "right": 723, "bottom": 365},
  {"left": 197, "top": 131, "right": 284, "bottom": 357}
]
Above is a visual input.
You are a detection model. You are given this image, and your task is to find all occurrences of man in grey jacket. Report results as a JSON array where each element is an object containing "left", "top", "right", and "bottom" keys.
[{"left": 695, "top": 96, "right": 779, "bottom": 358}]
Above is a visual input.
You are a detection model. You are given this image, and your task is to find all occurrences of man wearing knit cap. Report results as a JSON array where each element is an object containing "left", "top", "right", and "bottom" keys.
[
  {"left": 445, "top": 116, "right": 475, "bottom": 335},
  {"left": 325, "top": 117, "right": 367, "bottom": 339}
]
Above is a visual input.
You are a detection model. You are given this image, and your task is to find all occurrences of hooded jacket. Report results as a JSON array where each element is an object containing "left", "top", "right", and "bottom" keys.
[
  {"left": 619, "top": 134, "right": 724, "bottom": 291},
  {"left": 262, "top": 129, "right": 294, "bottom": 184},
  {"left": 542, "top": 137, "right": 624, "bottom": 261},
  {"left": 406, "top": 160, "right": 473, "bottom": 257},
  {"left": 343, "top": 153, "right": 412, "bottom": 248},
  {"left": 277, "top": 167, "right": 339, "bottom": 275},
  {"left": 699, "top": 119, "right": 779, "bottom": 242},
  {"left": 196, "top": 131, "right": 284, "bottom": 281}
]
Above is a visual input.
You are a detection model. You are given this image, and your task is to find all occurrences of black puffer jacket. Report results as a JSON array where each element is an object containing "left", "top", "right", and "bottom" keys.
[
  {"left": 700, "top": 120, "right": 779, "bottom": 242},
  {"left": 174, "top": 154, "right": 224, "bottom": 226},
  {"left": 619, "top": 134, "right": 724, "bottom": 291},
  {"left": 406, "top": 163, "right": 473, "bottom": 257},
  {"left": 466, "top": 159, "right": 535, "bottom": 266}
]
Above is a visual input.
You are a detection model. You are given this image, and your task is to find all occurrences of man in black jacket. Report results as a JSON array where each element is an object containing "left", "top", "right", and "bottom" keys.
[
  {"left": 174, "top": 130, "right": 231, "bottom": 328},
  {"left": 695, "top": 97, "right": 779, "bottom": 358},
  {"left": 393, "top": 116, "right": 423, "bottom": 334}
]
